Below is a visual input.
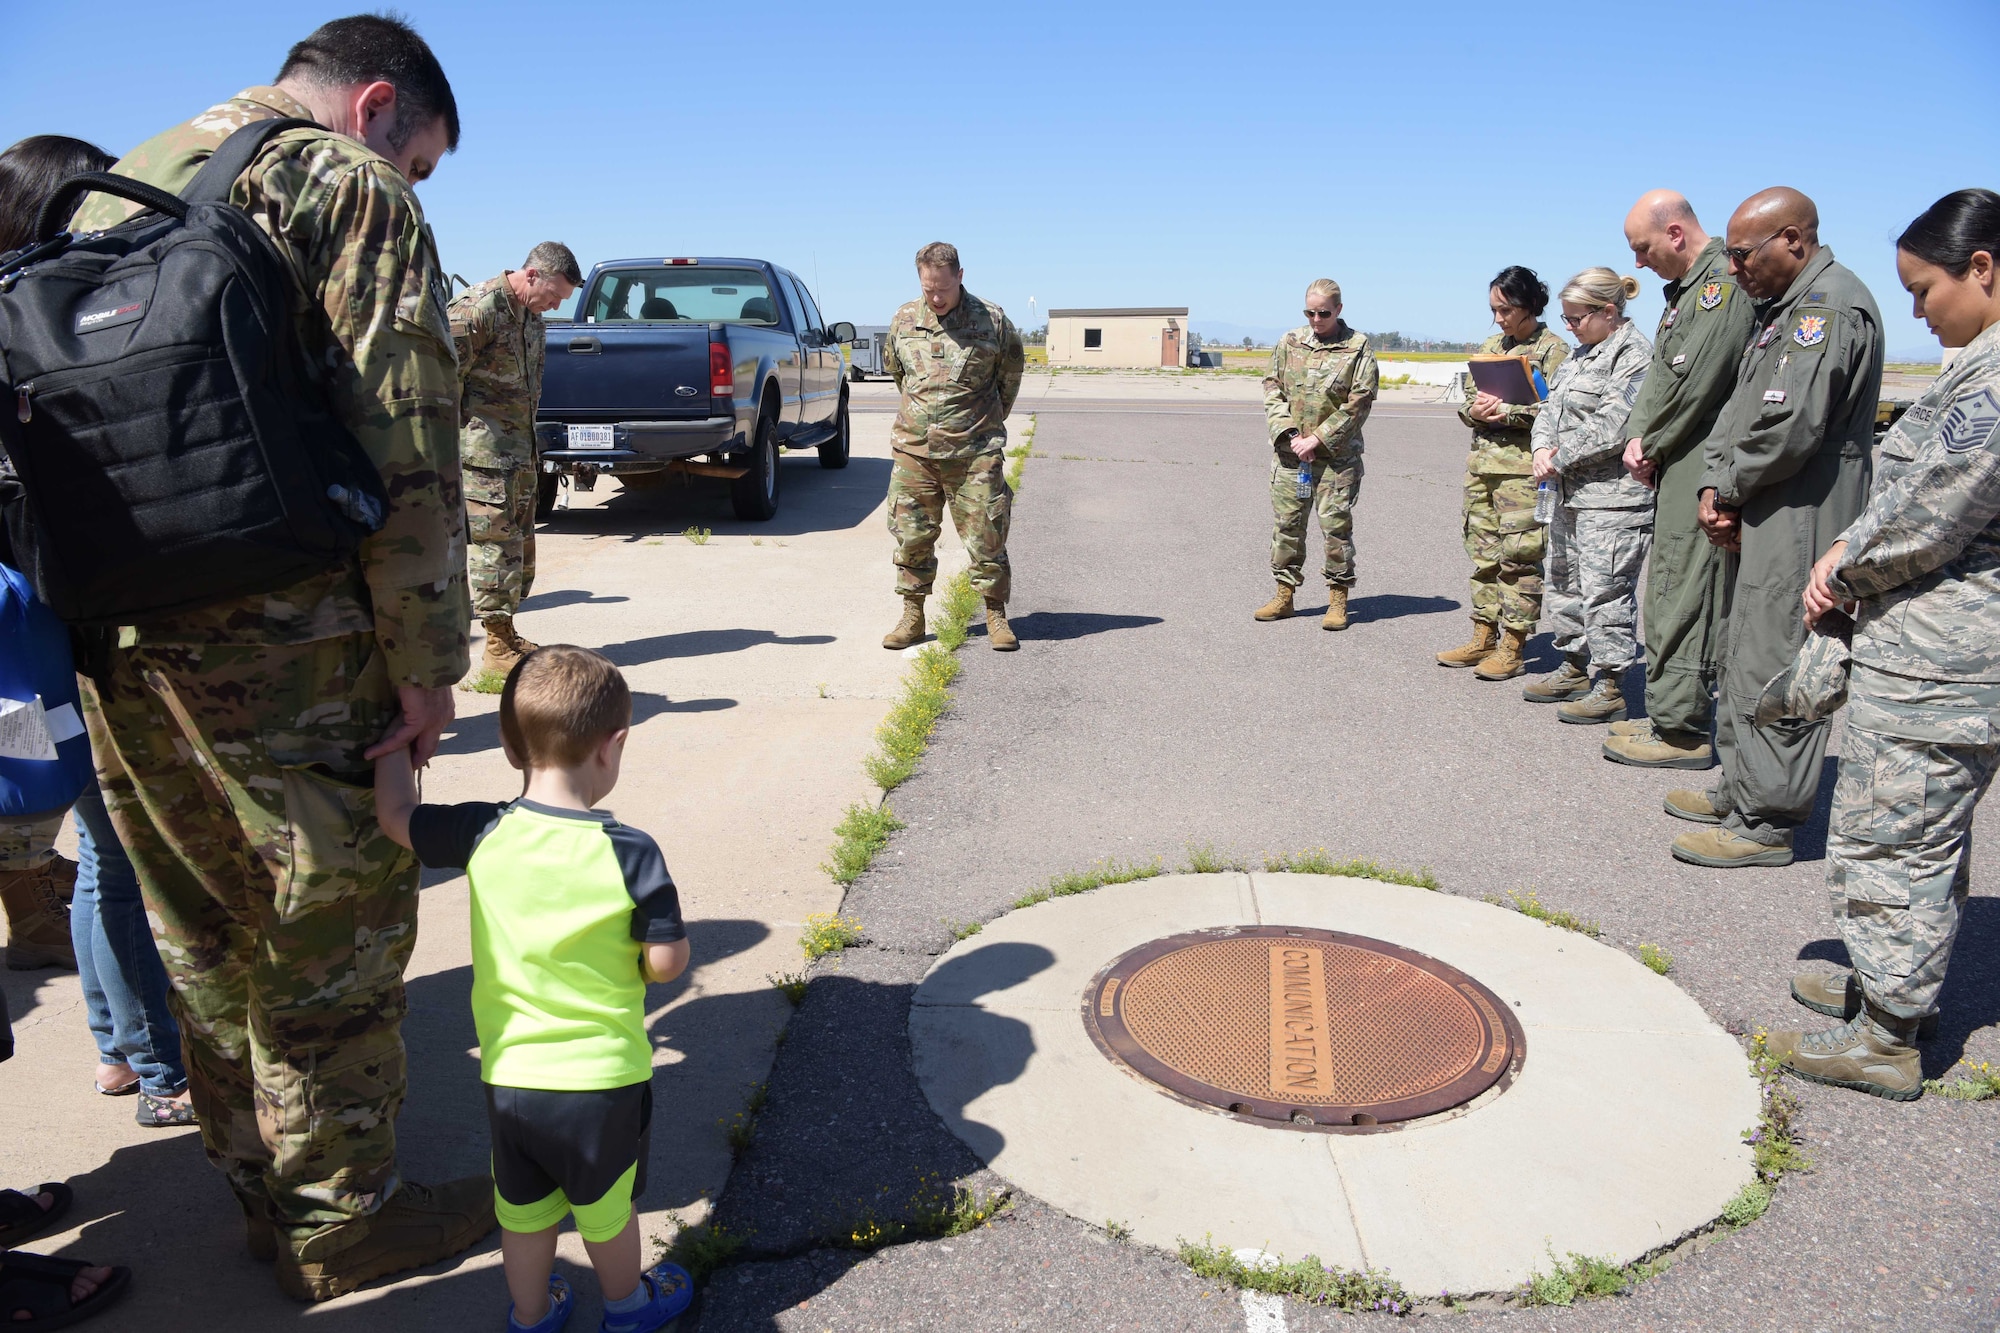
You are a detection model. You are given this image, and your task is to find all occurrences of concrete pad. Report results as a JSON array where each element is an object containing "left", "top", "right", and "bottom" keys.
[{"left": 908, "top": 873, "right": 1760, "bottom": 1296}]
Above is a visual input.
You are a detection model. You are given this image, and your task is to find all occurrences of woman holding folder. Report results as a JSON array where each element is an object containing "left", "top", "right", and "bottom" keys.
[{"left": 1437, "top": 266, "right": 1569, "bottom": 679}]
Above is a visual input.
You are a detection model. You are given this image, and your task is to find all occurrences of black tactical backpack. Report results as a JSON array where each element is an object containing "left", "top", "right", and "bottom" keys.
[{"left": 0, "top": 118, "right": 387, "bottom": 626}]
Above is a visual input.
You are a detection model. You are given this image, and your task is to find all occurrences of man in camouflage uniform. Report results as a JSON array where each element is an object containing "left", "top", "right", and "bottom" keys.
[
  {"left": 1770, "top": 304, "right": 2000, "bottom": 1099},
  {"left": 880, "top": 242, "right": 1026, "bottom": 652},
  {"left": 1436, "top": 288, "right": 1569, "bottom": 679},
  {"left": 447, "top": 243, "right": 581, "bottom": 675},
  {"left": 1603, "top": 190, "right": 1761, "bottom": 769},
  {"left": 1255, "top": 279, "right": 1379, "bottom": 631},
  {"left": 1668, "top": 188, "right": 1882, "bottom": 869},
  {"left": 68, "top": 15, "right": 488, "bottom": 1299}
]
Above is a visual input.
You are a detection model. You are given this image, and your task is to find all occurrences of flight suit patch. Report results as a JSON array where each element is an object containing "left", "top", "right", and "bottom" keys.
[
  {"left": 1792, "top": 314, "right": 1828, "bottom": 348},
  {"left": 1698, "top": 281, "right": 1726, "bottom": 310}
]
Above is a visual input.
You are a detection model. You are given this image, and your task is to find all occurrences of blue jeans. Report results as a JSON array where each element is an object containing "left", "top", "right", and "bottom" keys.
[{"left": 69, "top": 781, "right": 185, "bottom": 1096}]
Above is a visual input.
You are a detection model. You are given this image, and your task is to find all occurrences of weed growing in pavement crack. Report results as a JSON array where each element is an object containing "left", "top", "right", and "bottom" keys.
[
  {"left": 1013, "top": 857, "right": 1165, "bottom": 909},
  {"left": 864, "top": 611, "right": 968, "bottom": 788},
  {"left": 1178, "top": 1236, "right": 1412, "bottom": 1313},
  {"left": 461, "top": 668, "right": 507, "bottom": 695},
  {"left": 1263, "top": 849, "right": 1439, "bottom": 887},
  {"left": 1925, "top": 1059, "right": 2000, "bottom": 1100},
  {"left": 1181, "top": 842, "right": 1249, "bottom": 874},
  {"left": 1105, "top": 1219, "right": 1132, "bottom": 1242},
  {"left": 942, "top": 918, "right": 983, "bottom": 941},
  {"left": 932, "top": 571, "right": 983, "bottom": 653},
  {"left": 822, "top": 804, "right": 905, "bottom": 886},
  {"left": 836, "top": 1180, "right": 1011, "bottom": 1252},
  {"left": 799, "top": 911, "right": 863, "bottom": 960},
  {"left": 767, "top": 971, "right": 808, "bottom": 1006},
  {"left": 718, "top": 1082, "right": 768, "bottom": 1158},
  {"left": 1740, "top": 1029, "right": 1811, "bottom": 1217},
  {"left": 1004, "top": 414, "right": 1035, "bottom": 490},
  {"left": 1639, "top": 942, "right": 1674, "bottom": 975},
  {"left": 659, "top": 1222, "right": 741, "bottom": 1284},
  {"left": 1486, "top": 888, "right": 1599, "bottom": 937},
  {"left": 680, "top": 525, "right": 711, "bottom": 545},
  {"left": 1515, "top": 1245, "right": 1658, "bottom": 1307}
]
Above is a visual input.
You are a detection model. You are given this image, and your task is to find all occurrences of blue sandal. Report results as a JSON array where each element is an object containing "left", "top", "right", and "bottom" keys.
[
  {"left": 508, "top": 1273, "right": 572, "bottom": 1333},
  {"left": 599, "top": 1261, "right": 692, "bottom": 1333}
]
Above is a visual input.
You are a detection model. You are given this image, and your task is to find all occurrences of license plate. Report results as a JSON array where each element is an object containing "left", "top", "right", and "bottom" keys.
[{"left": 567, "top": 424, "right": 614, "bottom": 450}]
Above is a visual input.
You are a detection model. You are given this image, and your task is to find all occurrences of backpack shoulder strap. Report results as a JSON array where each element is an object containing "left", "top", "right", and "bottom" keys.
[{"left": 181, "top": 117, "right": 321, "bottom": 204}]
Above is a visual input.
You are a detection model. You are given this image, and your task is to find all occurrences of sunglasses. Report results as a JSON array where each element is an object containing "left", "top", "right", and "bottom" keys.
[
  {"left": 1304, "top": 308, "right": 1339, "bottom": 318},
  {"left": 1724, "top": 230, "right": 1785, "bottom": 264}
]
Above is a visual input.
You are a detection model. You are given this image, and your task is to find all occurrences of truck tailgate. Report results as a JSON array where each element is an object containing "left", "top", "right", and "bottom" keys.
[{"left": 541, "top": 325, "right": 711, "bottom": 418}]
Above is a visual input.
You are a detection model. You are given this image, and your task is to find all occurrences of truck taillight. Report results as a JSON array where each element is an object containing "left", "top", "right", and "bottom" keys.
[{"left": 710, "top": 343, "right": 734, "bottom": 399}]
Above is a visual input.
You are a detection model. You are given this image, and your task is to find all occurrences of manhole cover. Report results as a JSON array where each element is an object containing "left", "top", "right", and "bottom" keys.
[{"left": 1083, "top": 926, "right": 1524, "bottom": 1130}]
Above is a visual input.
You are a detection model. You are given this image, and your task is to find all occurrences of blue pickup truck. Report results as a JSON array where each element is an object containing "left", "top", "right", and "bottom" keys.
[{"left": 535, "top": 257, "right": 854, "bottom": 520}]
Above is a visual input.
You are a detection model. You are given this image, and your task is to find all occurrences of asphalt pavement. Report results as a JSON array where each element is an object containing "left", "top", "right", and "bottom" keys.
[{"left": 698, "top": 384, "right": 2000, "bottom": 1331}]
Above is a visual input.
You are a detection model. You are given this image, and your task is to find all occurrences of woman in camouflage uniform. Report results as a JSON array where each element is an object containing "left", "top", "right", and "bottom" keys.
[
  {"left": 1438, "top": 267, "right": 1569, "bottom": 679},
  {"left": 1525, "top": 269, "right": 1654, "bottom": 724},
  {"left": 1774, "top": 189, "right": 2000, "bottom": 1101}
]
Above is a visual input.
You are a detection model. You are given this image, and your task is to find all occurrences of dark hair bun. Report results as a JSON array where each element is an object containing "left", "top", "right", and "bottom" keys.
[
  {"left": 1489, "top": 265, "right": 1549, "bottom": 316},
  {"left": 1898, "top": 189, "right": 2000, "bottom": 279}
]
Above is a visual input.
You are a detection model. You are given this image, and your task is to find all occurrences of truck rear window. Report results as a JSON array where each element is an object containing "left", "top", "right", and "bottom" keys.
[{"left": 583, "top": 268, "right": 779, "bottom": 326}]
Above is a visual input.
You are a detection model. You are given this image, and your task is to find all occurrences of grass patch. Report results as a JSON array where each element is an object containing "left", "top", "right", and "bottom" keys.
[
  {"left": 768, "top": 970, "right": 808, "bottom": 1006},
  {"left": 1005, "top": 414, "right": 1035, "bottom": 489},
  {"left": 821, "top": 803, "right": 906, "bottom": 885},
  {"left": 461, "top": 668, "right": 508, "bottom": 695},
  {"left": 1486, "top": 888, "right": 1600, "bottom": 937},
  {"left": 681, "top": 525, "right": 711, "bottom": 545},
  {"left": 838, "top": 1181, "right": 1011, "bottom": 1252},
  {"left": 1106, "top": 1219, "right": 1132, "bottom": 1242},
  {"left": 1638, "top": 942, "right": 1674, "bottom": 975},
  {"left": 1721, "top": 1180, "right": 1774, "bottom": 1226},
  {"left": 942, "top": 918, "right": 983, "bottom": 941},
  {"left": 1746, "top": 1030, "right": 1812, "bottom": 1186},
  {"left": 1516, "top": 1246, "right": 1657, "bottom": 1307},
  {"left": 659, "top": 1222, "right": 742, "bottom": 1286},
  {"left": 799, "top": 911, "right": 863, "bottom": 960},
  {"left": 932, "top": 570, "right": 983, "bottom": 653},
  {"left": 863, "top": 646, "right": 962, "bottom": 788},
  {"left": 718, "top": 1081, "right": 768, "bottom": 1158},
  {"left": 1263, "top": 849, "right": 1439, "bottom": 888},
  {"left": 1013, "top": 856, "right": 1165, "bottom": 909},
  {"left": 1179, "top": 1236, "right": 1412, "bottom": 1314},
  {"left": 1182, "top": 841, "right": 1249, "bottom": 874},
  {"left": 1924, "top": 1058, "right": 2000, "bottom": 1101}
]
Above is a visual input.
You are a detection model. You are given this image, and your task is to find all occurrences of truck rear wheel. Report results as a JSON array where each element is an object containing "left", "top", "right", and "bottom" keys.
[
  {"left": 818, "top": 396, "right": 850, "bottom": 470},
  {"left": 730, "top": 413, "right": 780, "bottom": 520}
]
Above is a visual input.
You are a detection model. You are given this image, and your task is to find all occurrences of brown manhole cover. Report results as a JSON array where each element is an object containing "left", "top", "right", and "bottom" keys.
[{"left": 1083, "top": 926, "right": 1524, "bottom": 1131}]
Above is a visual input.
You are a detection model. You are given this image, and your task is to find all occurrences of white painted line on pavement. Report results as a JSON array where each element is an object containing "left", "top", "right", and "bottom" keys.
[{"left": 1241, "top": 1291, "right": 1287, "bottom": 1332}]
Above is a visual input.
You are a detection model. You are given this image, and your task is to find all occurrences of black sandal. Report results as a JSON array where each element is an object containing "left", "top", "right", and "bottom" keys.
[
  {"left": 0, "top": 1251, "right": 130, "bottom": 1329},
  {"left": 0, "top": 1183, "right": 71, "bottom": 1248},
  {"left": 134, "top": 1092, "right": 196, "bottom": 1129}
]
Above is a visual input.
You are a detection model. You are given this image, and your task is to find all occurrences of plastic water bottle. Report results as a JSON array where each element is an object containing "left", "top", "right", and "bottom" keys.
[
  {"left": 1295, "top": 463, "right": 1313, "bottom": 499},
  {"left": 1534, "top": 480, "right": 1556, "bottom": 525}
]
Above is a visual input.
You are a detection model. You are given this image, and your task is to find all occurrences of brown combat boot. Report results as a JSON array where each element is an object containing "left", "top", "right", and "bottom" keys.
[
  {"left": 1472, "top": 628, "right": 1530, "bottom": 681},
  {"left": 1766, "top": 1010, "right": 1922, "bottom": 1101},
  {"left": 2, "top": 860, "right": 76, "bottom": 970},
  {"left": 985, "top": 600, "right": 1019, "bottom": 652},
  {"left": 1557, "top": 675, "right": 1626, "bottom": 725},
  {"left": 1522, "top": 657, "right": 1590, "bottom": 703},
  {"left": 1436, "top": 619, "right": 1499, "bottom": 668},
  {"left": 1670, "top": 826, "right": 1794, "bottom": 868},
  {"left": 882, "top": 596, "right": 926, "bottom": 650},
  {"left": 480, "top": 615, "right": 537, "bottom": 677},
  {"left": 1253, "top": 584, "right": 1295, "bottom": 622},
  {"left": 238, "top": 1189, "right": 278, "bottom": 1264},
  {"left": 1603, "top": 719, "right": 1714, "bottom": 769},
  {"left": 275, "top": 1177, "right": 496, "bottom": 1302},
  {"left": 1791, "top": 970, "right": 1939, "bottom": 1040},
  {"left": 1662, "top": 788, "right": 1723, "bottom": 824},
  {"left": 1321, "top": 586, "right": 1349, "bottom": 632}
]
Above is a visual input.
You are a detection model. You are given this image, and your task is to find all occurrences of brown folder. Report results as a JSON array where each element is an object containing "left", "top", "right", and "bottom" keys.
[{"left": 1467, "top": 355, "right": 1546, "bottom": 406}]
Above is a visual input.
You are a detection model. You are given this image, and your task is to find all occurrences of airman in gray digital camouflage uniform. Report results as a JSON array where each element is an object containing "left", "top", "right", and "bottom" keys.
[
  {"left": 1771, "top": 193, "right": 2000, "bottom": 1100},
  {"left": 1254, "top": 279, "right": 1379, "bottom": 631}
]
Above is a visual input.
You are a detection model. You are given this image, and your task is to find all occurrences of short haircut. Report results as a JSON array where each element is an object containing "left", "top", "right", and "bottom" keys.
[
  {"left": 1558, "top": 267, "right": 1642, "bottom": 312},
  {"left": 1898, "top": 188, "right": 2000, "bottom": 279},
  {"left": 0, "top": 135, "right": 114, "bottom": 253},
  {"left": 524, "top": 240, "right": 583, "bottom": 287},
  {"left": 1306, "top": 278, "right": 1342, "bottom": 305},
  {"left": 276, "top": 12, "right": 461, "bottom": 153},
  {"left": 1489, "top": 265, "right": 1549, "bottom": 316},
  {"left": 500, "top": 645, "right": 632, "bottom": 769},
  {"left": 915, "top": 241, "right": 961, "bottom": 272}
]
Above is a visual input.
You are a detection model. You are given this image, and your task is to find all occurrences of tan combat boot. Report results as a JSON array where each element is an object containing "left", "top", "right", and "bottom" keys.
[
  {"left": 1321, "top": 586, "right": 1349, "bottom": 632},
  {"left": 1670, "top": 826, "right": 1794, "bottom": 868},
  {"left": 1662, "top": 788, "right": 1723, "bottom": 824},
  {"left": 1557, "top": 674, "right": 1626, "bottom": 725},
  {"left": 1472, "top": 628, "right": 1529, "bottom": 681},
  {"left": 1522, "top": 657, "right": 1590, "bottom": 703},
  {"left": 1766, "top": 1010, "right": 1922, "bottom": 1101},
  {"left": 882, "top": 596, "right": 926, "bottom": 650},
  {"left": 1603, "top": 719, "right": 1714, "bottom": 769},
  {"left": 2, "top": 861, "right": 76, "bottom": 970},
  {"left": 1253, "top": 584, "right": 1295, "bottom": 622},
  {"left": 1436, "top": 619, "right": 1499, "bottom": 668},
  {"left": 985, "top": 600, "right": 1019, "bottom": 652},
  {"left": 1791, "top": 970, "right": 1939, "bottom": 1039},
  {"left": 276, "top": 1177, "right": 496, "bottom": 1302},
  {"left": 480, "top": 615, "right": 537, "bottom": 677}
]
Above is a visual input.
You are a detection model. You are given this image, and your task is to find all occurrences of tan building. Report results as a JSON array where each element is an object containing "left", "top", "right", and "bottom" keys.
[{"left": 1047, "top": 307, "right": 1189, "bottom": 368}]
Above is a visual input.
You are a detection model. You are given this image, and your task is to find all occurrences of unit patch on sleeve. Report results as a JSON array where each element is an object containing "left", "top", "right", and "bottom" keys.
[
  {"left": 1792, "top": 314, "right": 1828, "bottom": 348},
  {"left": 1698, "top": 281, "right": 1725, "bottom": 311},
  {"left": 1938, "top": 387, "right": 2000, "bottom": 454}
]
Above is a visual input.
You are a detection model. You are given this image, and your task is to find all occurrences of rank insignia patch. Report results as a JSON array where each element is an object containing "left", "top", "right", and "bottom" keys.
[
  {"left": 1938, "top": 387, "right": 2000, "bottom": 454},
  {"left": 1698, "top": 281, "right": 1724, "bottom": 310},
  {"left": 1792, "top": 314, "right": 1828, "bottom": 348}
]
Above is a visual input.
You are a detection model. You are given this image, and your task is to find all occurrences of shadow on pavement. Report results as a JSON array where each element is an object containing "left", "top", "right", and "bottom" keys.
[
  {"left": 1323, "top": 593, "right": 1461, "bottom": 624},
  {"left": 520, "top": 589, "right": 632, "bottom": 612},
  {"left": 536, "top": 456, "right": 891, "bottom": 541},
  {"left": 995, "top": 611, "right": 1163, "bottom": 644},
  {"left": 597, "top": 630, "right": 834, "bottom": 670},
  {"left": 435, "top": 692, "right": 737, "bottom": 759}
]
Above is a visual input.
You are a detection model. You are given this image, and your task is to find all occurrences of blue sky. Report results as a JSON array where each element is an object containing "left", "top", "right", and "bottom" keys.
[{"left": 9, "top": 1, "right": 1996, "bottom": 357}]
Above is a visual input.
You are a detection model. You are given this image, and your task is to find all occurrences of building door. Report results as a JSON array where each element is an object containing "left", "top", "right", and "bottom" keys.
[{"left": 1161, "top": 324, "right": 1182, "bottom": 368}]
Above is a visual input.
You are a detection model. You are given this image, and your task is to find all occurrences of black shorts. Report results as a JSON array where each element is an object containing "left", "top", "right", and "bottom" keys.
[{"left": 485, "top": 1080, "right": 652, "bottom": 1241}]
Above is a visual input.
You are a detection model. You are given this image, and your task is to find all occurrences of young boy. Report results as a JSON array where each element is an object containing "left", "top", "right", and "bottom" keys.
[{"left": 376, "top": 645, "right": 694, "bottom": 1333}]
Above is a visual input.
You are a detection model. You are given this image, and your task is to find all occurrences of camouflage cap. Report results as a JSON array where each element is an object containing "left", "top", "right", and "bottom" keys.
[{"left": 1754, "top": 621, "right": 1852, "bottom": 727}]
